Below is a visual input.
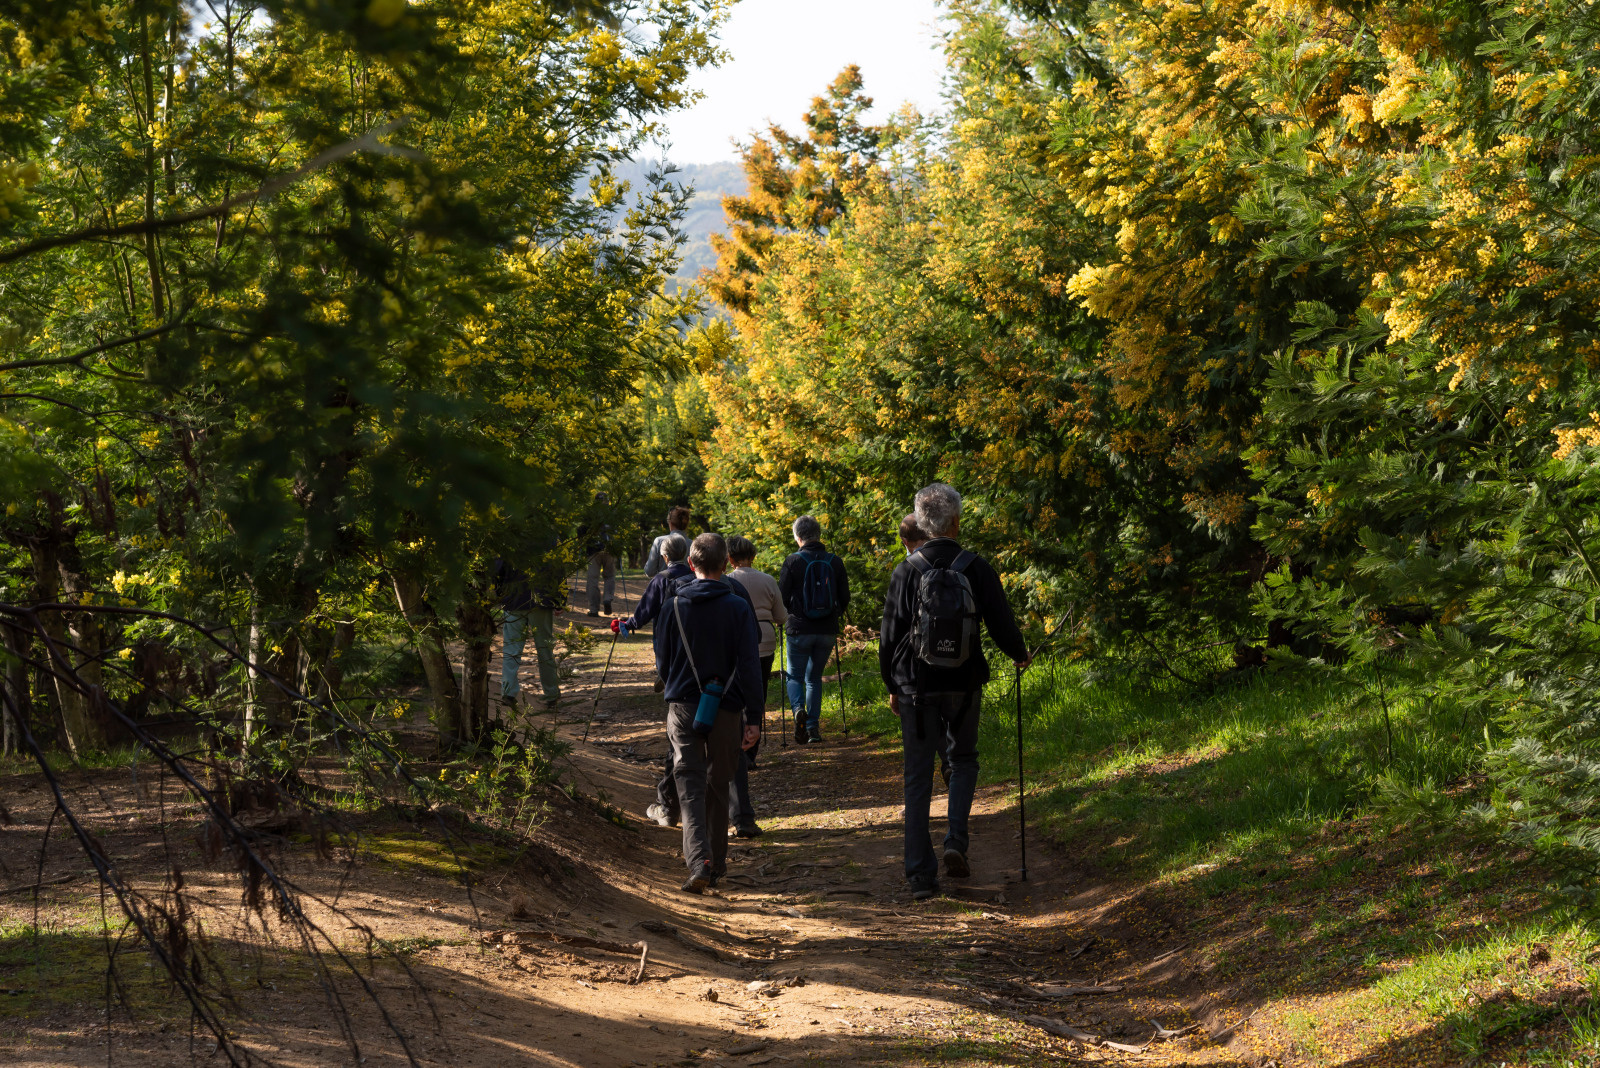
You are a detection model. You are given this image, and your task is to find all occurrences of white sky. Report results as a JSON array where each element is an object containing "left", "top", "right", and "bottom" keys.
[{"left": 655, "top": 0, "right": 950, "bottom": 164}]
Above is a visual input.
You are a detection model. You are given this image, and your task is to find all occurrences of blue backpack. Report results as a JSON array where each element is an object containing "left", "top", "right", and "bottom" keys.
[{"left": 799, "top": 549, "right": 839, "bottom": 620}]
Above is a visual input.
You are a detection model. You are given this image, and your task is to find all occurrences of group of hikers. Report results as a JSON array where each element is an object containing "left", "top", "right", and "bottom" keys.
[{"left": 496, "top": 484, "right": 1029, "bottom": 900}]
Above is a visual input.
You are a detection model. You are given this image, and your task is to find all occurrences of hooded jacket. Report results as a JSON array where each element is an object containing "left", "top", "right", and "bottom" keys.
[
  {"left": 878, "top": 538, "right": 1029, "bottom": 695},
  {"left": 657, "top": 577, "right": 763, "bottom": 725},
  {"left": 629, "top": 561, "right": 694, "bottom": 630}
]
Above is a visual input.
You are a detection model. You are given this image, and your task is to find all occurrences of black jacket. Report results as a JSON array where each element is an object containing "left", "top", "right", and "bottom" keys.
[
  {"left": 490, "top": 558, "right": 561, "bottom": 611},
  {"left": 656, "top": 578, "right": 763, "bottom": 726},
  {"left": 778, "top": 541, "right": 851, "bottom": 636},
  {"left": 878, "top": 538, "right": 1029, "bottom": 695},
  {"left": 629, "top": 561, "right": 694, "bottom": 630}
]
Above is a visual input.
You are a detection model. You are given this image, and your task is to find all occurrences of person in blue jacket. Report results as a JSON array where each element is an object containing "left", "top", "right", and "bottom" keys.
[{"left": 655, "top": 533, "right": 762, "bottom": 893}]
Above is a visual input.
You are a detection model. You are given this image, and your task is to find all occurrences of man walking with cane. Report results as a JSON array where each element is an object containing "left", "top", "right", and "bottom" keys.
[
  {"left": 658, "top": 533, "right": 763, "bottom": 893},
  {"left": 880, "top": 484, "right": 1030, "bottom": 901}
]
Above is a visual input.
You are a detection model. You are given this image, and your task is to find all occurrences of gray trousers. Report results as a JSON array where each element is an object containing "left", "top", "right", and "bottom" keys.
[
  {"left": 667, "top": 700, "right": 741, "bottom": 876},
  {"left": 901, "top": 691, "right": 981, "bottom": 882},
  {"left": 587, "top": 552, "right": 616, "bottom": 610}
]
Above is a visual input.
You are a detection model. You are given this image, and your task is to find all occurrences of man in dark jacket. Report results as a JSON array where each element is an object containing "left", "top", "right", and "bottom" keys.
[
  {"left": 612, "top": 532, "right": 692, "bottom": 827},
  {"left": 657, "top": 533, "right": 763, "bottom": 892},
  {"left": 777, "top": 515, "right": 851, "bottom": 743},
  {"left": 880, "top": 484, "right": 1030, "bottom": 900},
  {"left": 490, "top": 556, "right": 563, "bottom": 712}
]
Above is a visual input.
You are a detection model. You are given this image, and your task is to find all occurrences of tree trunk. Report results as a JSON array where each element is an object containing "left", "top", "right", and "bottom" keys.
[
  {"left": 456, "top": 597, "right": 496, "bottom": 740},
  {"left": 245, "top": 597, "right": 262, "bottom": 744},
  {"left": 302, "top": 618, "right": 355, "bottom": 708},
  {"left": 0, "top": 618, "right": 29, "bottom": 755},
  {"left": 325, "top": 620, "right": 355, "bottom": 703},
  {"left": 28, "top": 540, "right": 105, "bottom": 758},
  {"left": 391, "top": 573, "right": 464, "bottom": 747}
]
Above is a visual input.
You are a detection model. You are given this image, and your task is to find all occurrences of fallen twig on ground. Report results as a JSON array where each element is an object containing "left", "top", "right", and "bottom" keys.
[
  {"left": 483, "top": 929, "right": 644, "bottom": 956},
  {"left": 631, "top": 942, "right": 650, "bottom": 984},
  {"left": 1032, "top": 983, "right": 1125, "bottom": 996},
  {"left": 0, "top": 873, "right": 78, "bottom": 896}
]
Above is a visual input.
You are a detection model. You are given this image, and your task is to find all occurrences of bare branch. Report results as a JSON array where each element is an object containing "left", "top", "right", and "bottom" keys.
[
  {"left": 0, "top": 316, "right": 181, "bottom": 373},
  {"left": 0, "top": 121, "right": 417, "bottom": 267}
]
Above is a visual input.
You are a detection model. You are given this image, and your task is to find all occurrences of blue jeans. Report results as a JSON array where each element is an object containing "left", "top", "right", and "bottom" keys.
[
  {"left": 901, "top": 691, "right": 981, "bottom": 883},
  {"left": 502, "top": 608, "right": 559, "bottom": 700},
  {"left": 785, "top": 632, "right": 835, "bottom": 732}
]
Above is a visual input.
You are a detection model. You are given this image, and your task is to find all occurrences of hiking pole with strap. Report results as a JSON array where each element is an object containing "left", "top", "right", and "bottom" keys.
[
  {"left": 582, "top": 625, "right": 622, "bottom": 743},
  {"left": 1015, "top": 662, "right": 1028, "bottom": 882},
  {"left": 833, "top": 643, "right": 848, "bottom": 735}
]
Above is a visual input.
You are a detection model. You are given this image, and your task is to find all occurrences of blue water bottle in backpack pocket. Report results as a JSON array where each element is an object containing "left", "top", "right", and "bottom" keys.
[{"left": 694, "top": 678, "right": 725, "bottom": 735}]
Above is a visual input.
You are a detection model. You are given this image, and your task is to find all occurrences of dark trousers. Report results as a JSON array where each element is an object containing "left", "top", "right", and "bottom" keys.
[
  {"left": 727, "top": 654, "right": 773, "bottom": 825},
  {"left": 668, "top": 701, "right": 742, "bottom": 876},
  {"left": 657, "top": 753, "right": 679, "bottom": 816},
  {"left": 901, "top": 691, "right": 980, "bottom": 882}
]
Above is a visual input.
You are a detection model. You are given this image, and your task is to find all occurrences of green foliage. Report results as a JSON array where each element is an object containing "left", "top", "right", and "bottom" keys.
[
  {"left": 0, "top": 0, "right": 722, "bottom": 751},
  {"left": 689, "top": 0, "right": 1600, "bottom": 911}
]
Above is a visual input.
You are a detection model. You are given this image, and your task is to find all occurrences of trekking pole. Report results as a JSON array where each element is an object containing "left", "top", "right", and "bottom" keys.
[
  {"left": 581, "top": 626, "right": 622, "bottom": 742},
  {"left": 1015, "top": 663, "right": 1028, "bottom": 882},
  {"left": 777, "top": 627, "right": 788, "bottom": 748},
  {"left": 833, "top": 643, "right": 848, "bottom": 735}
]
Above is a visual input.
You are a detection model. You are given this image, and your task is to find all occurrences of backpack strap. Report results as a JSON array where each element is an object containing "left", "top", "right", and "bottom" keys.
[
  {"left": 907, "top": 551, "right": 933, "bottom": 576},
  {"left": 950, "top": 550, "right": 977, "bottom": 574},
  {"left": 671, "top": 596, "right": 704, "bottom": 690}
]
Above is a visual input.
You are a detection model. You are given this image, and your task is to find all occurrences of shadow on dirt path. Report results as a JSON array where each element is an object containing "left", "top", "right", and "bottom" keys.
[{"left": 0, "top": 572, "right": 1258, "bottom": 1067}]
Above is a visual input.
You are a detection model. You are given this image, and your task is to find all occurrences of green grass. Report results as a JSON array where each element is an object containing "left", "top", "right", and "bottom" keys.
[
  {"left": 833, "top": 652, "right": 1479, "bottom": 882},
  {"left": 825, "top": 647, "right": 1600, "bottom": 1063}
]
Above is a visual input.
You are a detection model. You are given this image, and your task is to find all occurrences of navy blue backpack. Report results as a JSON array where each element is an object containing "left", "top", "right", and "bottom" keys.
[{"left": 799, "top": 549, "right": 839, "bottom": 620}]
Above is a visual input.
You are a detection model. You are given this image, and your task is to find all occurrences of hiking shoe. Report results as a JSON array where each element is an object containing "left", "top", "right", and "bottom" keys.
[
  {"left": 603, "top": 601, "right": 612, "bottom": 614},
  {"left": 909, "top": 876, "right": 940, "bottom": 901},
  {"left": 734, "top": 821, "right": 763, "bottom": 838},
  {"left": 794, "top": 715, "right": 807, "bottom": 744},
  {"left": 586, "top": 608, "right": 599, "bottom": 617},
  {"left": 807, "top": 726, "right": 823, "bottom": 744},
  {"left": 646, "top": 803, "right": 678, "bottom": 828},
  {"left": 682, "top": 862, "right": 713, "bottom": 894},
  {"left": 942, "top": 848, "right": 970, "bottom": 879}
]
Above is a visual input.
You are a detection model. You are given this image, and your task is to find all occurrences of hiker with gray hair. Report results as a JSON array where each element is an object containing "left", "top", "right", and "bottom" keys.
[
  {"left": 777, "top": 514, "right": 851, "bottom": 744},
  {"left": 880, "top": 483, "right": 1030, "bottom": 900}
]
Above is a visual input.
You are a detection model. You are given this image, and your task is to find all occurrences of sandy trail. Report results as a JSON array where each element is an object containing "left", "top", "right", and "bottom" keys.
[{"left": 0, "top": 574, "right": 1252, "bottom": 1067}]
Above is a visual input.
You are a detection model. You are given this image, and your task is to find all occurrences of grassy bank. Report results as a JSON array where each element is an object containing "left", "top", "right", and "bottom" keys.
[{"left": 825, "top": 650, "right": 1600, "bottom": 1065}]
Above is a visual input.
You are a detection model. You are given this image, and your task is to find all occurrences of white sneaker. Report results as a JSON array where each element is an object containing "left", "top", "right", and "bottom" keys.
[{"left": 646, "top": 803, "right": 678, "bottom": 828}]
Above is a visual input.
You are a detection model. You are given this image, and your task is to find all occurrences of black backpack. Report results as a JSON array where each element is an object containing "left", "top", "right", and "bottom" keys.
[
  {"left": 798, "top": 549, "right": 840, "bottom": 620},
  {"left": 908, "top": 550, "right": 979, "bottom": 668}
]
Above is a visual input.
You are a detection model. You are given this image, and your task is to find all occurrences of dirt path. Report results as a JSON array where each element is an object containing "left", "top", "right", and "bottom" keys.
[{"left": 0, "top": 575, "right": 1259, "bottom": 1067}]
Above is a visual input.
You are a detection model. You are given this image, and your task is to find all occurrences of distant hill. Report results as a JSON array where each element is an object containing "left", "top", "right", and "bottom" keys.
[{"left": 610, "top": 159, "right": 746, "bottom": 292}]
